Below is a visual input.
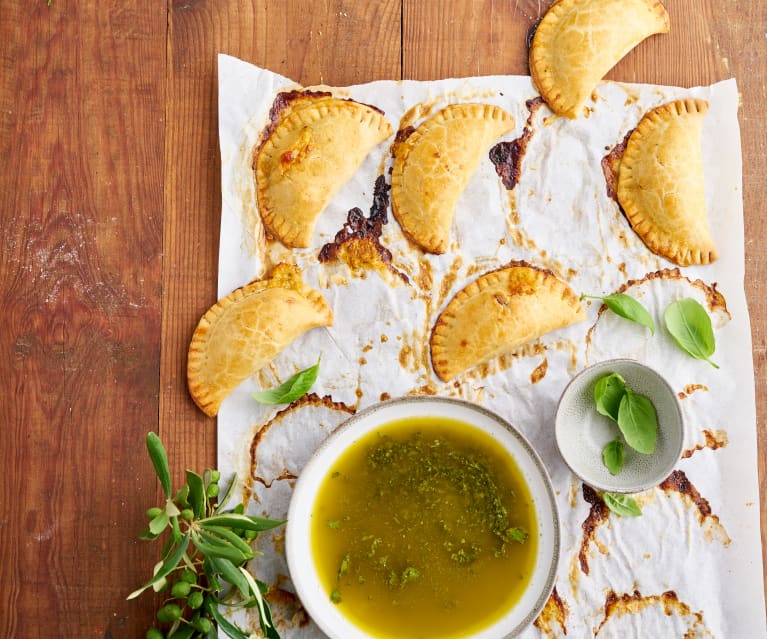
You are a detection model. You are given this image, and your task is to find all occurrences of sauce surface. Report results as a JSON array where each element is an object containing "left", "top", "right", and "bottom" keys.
[{"left": 310, "top": 416, "right": 537, "bottom": 638}]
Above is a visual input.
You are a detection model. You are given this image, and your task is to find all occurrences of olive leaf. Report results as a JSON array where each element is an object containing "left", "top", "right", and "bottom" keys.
[
  {"left": 581, "top": 292, "right": 655, "bottom": 334},
  {"left": 663, "top": 298, "right": 719, "bottom": 368},
  {"left": 602, "top": 439, "right": 625, "bottom": 475},
  {"left": 131, "top": 433, "right": 285, "bottom": 638},
  {"left": 127, "top": 531, "right": 191, "bottom": 599},
  {"left": 602, "top": 492, "right": 642, "bottom": 516},
  {"left": 146, "top": 432, "right": 172, "bottom": 498},
  {"left": 199, "top": 513, "right": 286, "bottom": 532},
  {"left": 593, "top": 373, "right": 626, "bottom": 423},
  {"left": 617, "top": 389, "right": 657, "bottom": 455},
  {"left": 252, "top": 357, "right": 320, "bottom": 404},
  {"left": 186, "top": 470, "right": 206, "bottom": 519},
  {"left": 205, "top": 600, "right": 250, "bottom": 639},
  {"left": 148, "top": 509, "right": 170, "bottom": 535}
]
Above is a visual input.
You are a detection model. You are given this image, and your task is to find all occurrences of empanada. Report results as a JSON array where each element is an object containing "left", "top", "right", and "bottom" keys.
[
  {"left": 187, "top": 263, "right": 333, "bottom": 416},
  {"left": 430, "top": 262, "right": 585, "bottom": 381},
  {"left": 530, "top": 0, "right": 670, "bottom": 118},
  {"left": 391, "top": 103, "right": 515, "bottom": 254},
  {"left": 255, "top": 92, "right": 393, "bottom": 248},
  {"left": 617, "top": 98, "right": 716, "bottom": 265}
]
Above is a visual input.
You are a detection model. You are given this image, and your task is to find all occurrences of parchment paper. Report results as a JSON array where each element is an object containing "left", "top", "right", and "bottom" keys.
[{"left": 215, "top": 53, "right": 766, "bottom": 638}]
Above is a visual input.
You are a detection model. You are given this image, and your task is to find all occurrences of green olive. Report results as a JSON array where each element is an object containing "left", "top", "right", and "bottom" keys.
[
  {"left": 146, "top": 628, "right": 165, "bottom": 639},
  {"left": 171, "top": 580, "right": 191, "bottom": 598},
  {"left": 179, "top": 569, "right": 197, "bottom": 584},
  {"left": 209, "top": 470, "right": 221, "bottom": 482},
  {"left": 195, "top": 617, "right": 213, "bottom": 633},
  {"left": 187, "top": 590, "right": 204, "bottom": 610},
  {"left": 157, "top": 603, "right": 181, "bottom": 623},
  {"left": 206, "top": 484, "right": 220, "bottom": 498},
  {"left": 146, "top": 507, "right": 163, "bottom": 519}
]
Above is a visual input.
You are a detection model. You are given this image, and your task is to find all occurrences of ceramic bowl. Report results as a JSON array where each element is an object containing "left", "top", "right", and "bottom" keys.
[
  {"left": 554, "top": 358, "right": 684, "bottom": 493},
  {"left": 285, "top": 396, "right": 560, "bottom": 639}
]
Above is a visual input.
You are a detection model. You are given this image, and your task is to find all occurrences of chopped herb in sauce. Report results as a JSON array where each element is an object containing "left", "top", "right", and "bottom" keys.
[{"left": 311, "top": 416, "right": 537, "bottom": 638}]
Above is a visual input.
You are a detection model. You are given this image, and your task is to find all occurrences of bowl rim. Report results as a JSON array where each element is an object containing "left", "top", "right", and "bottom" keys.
[
  {"left": 554, "top": 357, "right": 685, "bottom": 494},
  {"left": 285, "top": 395, "right": 561, "bottom": 639}
]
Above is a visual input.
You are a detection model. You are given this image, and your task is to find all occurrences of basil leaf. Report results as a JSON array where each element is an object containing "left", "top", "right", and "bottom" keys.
[
  {"left": 582, "top": 293, "right": 655, "bottom": 334},
  {"left": 252, "top": 357, "right": 320, "bottom": 404},
  {"left": 593, "top": 373, "right": 626, "bottom": 422},
  {"left": 617, "top": 389, "right": 657, "bottom": 455},
  {"left": 146, "top": 432, "right": 172, "bottom": 498},
  {"left": 602, "top": 439, "right": 624, "bottom": 475},
  {"left": 602, "top": 492, "right": 642, "bottom": 516},
  {"left": 663, "top": 298, "right": 719, "bottom": 368}
]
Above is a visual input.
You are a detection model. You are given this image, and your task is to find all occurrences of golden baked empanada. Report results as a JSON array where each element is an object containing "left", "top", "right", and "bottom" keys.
[
  {"left": 391, "top": 103, "right": 515, "bottom": 254},
  {"left": 530, "top": 0, "right": 670, "bottom": 118},
  {"left": 617, "top": 98, "right": 716, "bottom": 266},
  {"left": 430, "top": 262, "right": 584, "bottom": 381},
  {"left": 255, "top": 92, "right": 393, "bottom": 248},
  {"left": 187, "top": 263, "right": 333, "bottom": 416}
]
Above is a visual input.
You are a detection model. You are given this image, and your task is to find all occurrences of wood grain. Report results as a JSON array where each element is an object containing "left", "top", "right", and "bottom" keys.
[
  {"left": 160, "top": 0, "right": 402, "bottom": 496},
  {"left": 0, "top": 0, "right": 763, "bottom": 636},
  {"left": 0, "top": 1, "right": 166, "bottom": 636}
]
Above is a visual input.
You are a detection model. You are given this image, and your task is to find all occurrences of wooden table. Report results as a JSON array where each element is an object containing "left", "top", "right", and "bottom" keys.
[{"left": 1, "top": 1, "right": 764, "bottom": 635}]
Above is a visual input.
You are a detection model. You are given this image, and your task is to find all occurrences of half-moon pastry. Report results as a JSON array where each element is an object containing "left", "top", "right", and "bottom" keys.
[
  {"left": 617, "top": 98, "right": 716, "bottom": 266},
  {"left": 391, "top": 103, "right": 516, "bottom": 254},
  {"left": 530, "top": 0, "right": 670, "bottom": 118},
  {"left": 430, "top": 262, "right": 585, "bottom": 381},
  {"left": 255, "top": 93, "right": 393, "bottom": 248},
  {"left": 187, "top": 263, "right": 333, "bottom": 416}
]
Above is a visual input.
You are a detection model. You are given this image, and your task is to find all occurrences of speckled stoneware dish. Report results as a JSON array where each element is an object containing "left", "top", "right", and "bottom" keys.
[
  {"left": 286, "top": 396, "right": 560, "bottom": 639},
  {"left": 555, "top": 359, "right": 684, "bottom": 494}
]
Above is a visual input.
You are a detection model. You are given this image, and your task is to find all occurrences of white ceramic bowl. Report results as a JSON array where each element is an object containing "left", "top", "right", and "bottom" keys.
[
  {"left": 554, "top": 358, "right": 684, "bottom": 493},
  {"left": 286, "top": 396, "right": 560, "bottom": 639}
]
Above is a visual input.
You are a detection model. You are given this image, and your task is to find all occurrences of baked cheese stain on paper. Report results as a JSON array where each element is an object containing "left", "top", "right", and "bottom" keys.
[
  {"left": 594, "top": 589, "right": 713, "bottom": 638},
  {"left": 659, "top": 470, "right": 731, "bottom": 546},
  {"left": 578, "top": 484, "right": 611, "bottom": 576},
  {"left": 682, "top": 429, "right": 728, "bottom": 459},
  {"left": 533, "top": 586, "right": 569, "bottom": 637},
  {"left": 249, "top": 393, "right": 356, "bottom": 488}
]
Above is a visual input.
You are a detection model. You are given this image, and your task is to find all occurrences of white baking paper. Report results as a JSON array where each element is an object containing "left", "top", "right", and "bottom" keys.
[{"left": 215, "top": 53, "right": 766, "bottom": 638}]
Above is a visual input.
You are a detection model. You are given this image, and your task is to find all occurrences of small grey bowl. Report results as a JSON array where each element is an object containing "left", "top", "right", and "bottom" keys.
[{"left": 555, "top": 359, "right": 684, "bottom": 493}]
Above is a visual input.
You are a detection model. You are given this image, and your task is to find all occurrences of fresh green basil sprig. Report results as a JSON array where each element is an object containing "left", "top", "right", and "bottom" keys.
[
  {"left": 601, "top": 439, "right": 624, "bottom": 476},
  {"left": 252, "top": 358, "right": 320, "bottom": 405},
  {"left": 602, "top": 492, "right": 642, "bottom": 517},
  {"left": 129, "top": 433, "right": 285, "bottom": 639},
  {"left": 663, "top": 298, "right": 719, "bottom": 368},
  {"left": 593, "top": 373, "right": 657, "bottom": 475},
  {"left": 580, "top": 292, "right": 655, "bottom": 335}
]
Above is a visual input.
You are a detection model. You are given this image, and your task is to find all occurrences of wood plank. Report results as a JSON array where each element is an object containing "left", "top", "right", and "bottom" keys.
[
  {"left": 0, "top": 1, "right": 166, "bottom": 636},
  {"left": 403, "top": 0, "right": 533, "bottom": 79},
  {"left": 716, "top": 0, "right": 767, "bottom": 601}
]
